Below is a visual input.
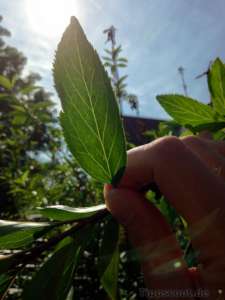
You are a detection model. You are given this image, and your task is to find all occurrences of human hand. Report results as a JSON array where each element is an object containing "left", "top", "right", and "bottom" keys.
[{"left": 104, "top": 136, "right": 225, "bottom": 299}]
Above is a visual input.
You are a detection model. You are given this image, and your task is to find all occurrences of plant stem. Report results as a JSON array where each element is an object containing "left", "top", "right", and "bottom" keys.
[{"left": 5, "top": 209, "right": 109, "bottom": 271}]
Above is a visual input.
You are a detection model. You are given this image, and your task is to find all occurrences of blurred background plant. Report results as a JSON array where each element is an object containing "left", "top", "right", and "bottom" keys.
[
  {"left": 103, "top": 25, "right": 139, "bottom": 116},
  {"left": 0, "top": 15, "right": 104, "bottom": 221}
]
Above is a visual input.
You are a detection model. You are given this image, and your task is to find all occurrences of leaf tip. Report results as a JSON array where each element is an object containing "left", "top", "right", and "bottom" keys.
[
  {"left": 156, "top": 94, "right": 166, "bottom": 103},
  {"left": 70, "top": 16, "right": 79, "bottom": 26}
]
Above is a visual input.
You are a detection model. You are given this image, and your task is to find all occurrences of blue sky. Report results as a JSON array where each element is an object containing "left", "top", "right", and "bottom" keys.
[{"left": 1, "top": 0, "right": 225, "bottom": 119}]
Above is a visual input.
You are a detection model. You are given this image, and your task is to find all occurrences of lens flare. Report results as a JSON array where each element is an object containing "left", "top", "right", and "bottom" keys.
[{"left": 25, "top": 0, "right": 82, "bottom": 39}]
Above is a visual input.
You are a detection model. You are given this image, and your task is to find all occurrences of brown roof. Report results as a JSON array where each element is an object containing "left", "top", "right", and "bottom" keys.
[{"left": 122, "top": 116, "right": 163, "bottom": 145}]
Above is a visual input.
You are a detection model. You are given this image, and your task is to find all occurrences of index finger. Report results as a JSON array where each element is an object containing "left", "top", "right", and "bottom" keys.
[{"left": 119, "top": 136, "right": 225, "bottom": 224}]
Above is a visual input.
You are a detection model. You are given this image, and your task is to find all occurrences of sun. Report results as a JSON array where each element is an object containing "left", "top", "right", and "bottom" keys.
[{"left": 25, "top": 0, "right": 82, "bottom": 39}]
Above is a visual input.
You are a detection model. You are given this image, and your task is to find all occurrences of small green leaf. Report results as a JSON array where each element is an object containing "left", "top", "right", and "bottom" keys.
[
  {"left": 12, "top": 113, "right": 27, "bottom": 125},
  {"left": 157, "top": 94, "right": 216, "bottom": 127},
  {"left": 180, "top": 129, "right": 194, "bottom": 137},
  {"left": 30, "top": 100, "right": 54, "bottom": 110},
  {"left": 102, "top": 56, "right": 113, "bottom": 62},
  {"left": 20, "top": 85, "right": 40, "bottom": 95},
  {"left": 0, "top": 220, "right": 50, "bottom": 249},
  {"left": 208, "top": 58, "right": 225, "bottom": 115},
  {"left": 117, "top": 75, "right": 128, "bottom": 85},
  {"left": 22, "top": 238, "right": 80, "bottom": 300},
  {"left": 14, "top": 170, "right": 29, "bottom": 185},
  {"left": 53, "top": 16, "right": 127, "bottom": 185},
  {"left": 117, "top": 63, "right": 127, "bottom": 68},
  {"left": 10, "top": 104, "right": 26, "bottom": 113},
  {"left": 0, "top": 75, "right": 12, "bottom": 90},
  {"left": 98, "top": 217, "right": 120, "bottom": 300},
  {"left": 38, "top": 204, "right": 106, "bottom": 221},
  {"left": 117, "top": 58, "right": 128, "bottom": 63}
]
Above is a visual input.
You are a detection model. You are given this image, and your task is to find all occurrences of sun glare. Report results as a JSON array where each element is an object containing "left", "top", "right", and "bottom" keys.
[{"left": 25, "top": 0, "right": 82, "bottom": 39}]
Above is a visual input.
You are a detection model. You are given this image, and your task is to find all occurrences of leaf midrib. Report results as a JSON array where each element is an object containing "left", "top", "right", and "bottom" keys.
[{"left": 76, "top": 40, "right": 112, "bottom": 179}]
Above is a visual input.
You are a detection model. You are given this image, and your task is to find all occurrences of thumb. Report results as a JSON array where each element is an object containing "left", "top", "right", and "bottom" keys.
[
  {"left": 104, "top": 184, "right": 175, "bottom": 247},
  {"left": 104, "top": 185, "right": 194, "bottom": 291}
]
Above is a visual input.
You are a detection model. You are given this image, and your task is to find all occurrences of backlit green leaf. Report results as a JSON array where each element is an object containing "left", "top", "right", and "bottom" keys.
[
  {"left": 157, "top": 94, "right": 216, "bottom": 127},
  {"left": 208, "top": 58, "right": 225, "bottom": 115},
  {"left": 38, "top": 204, "right": 106, "bottom": 221},
  {"left": 53, "top": 16, "right": 127, "bottom": 185},
  {"left": 0, "top": 220, "right": 50, "bottom": 249}
]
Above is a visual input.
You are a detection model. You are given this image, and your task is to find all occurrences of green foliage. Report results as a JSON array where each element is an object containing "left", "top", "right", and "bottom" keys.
[
  {"left": 157, "top": 57, "right": 225, "bottom": 133},
  {"left": 54, "top": 17, "right": 127, "bottom": 185},
  {"left": 144, "top": 121, "right": 181, "bottom": 140},
  {"left": 0, "top": 16, "right": 66, "bottom": 218},
  {"left": 0, "top": 78, "right": 63, "bottom": 217}
]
